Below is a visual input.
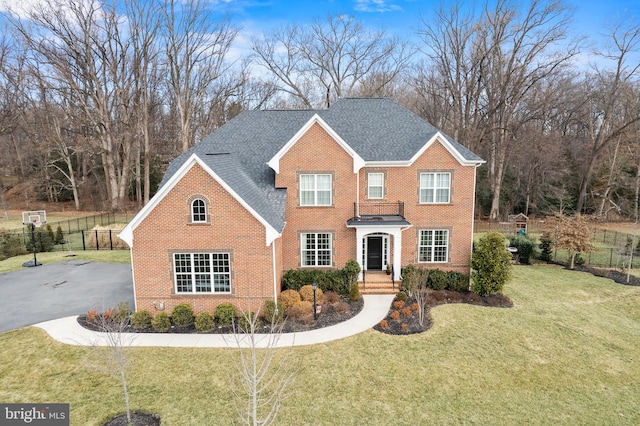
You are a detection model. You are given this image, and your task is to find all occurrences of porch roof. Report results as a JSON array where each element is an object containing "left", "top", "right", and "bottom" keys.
[{"left": 346, "top": 216, "right": 411, "bottom": 227}]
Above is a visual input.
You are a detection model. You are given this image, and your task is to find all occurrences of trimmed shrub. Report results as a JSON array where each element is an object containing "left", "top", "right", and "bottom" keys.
[
  {"left": 130, "top": 310, "right": 152, "bottom": 330},
  {"left": 379, "top": 319, "right": 388, "bottom": 329},
  {"left": 509, "top": 235, "right": 536, "bottom": 264},
  {"left": 390, "top": 311, "right": 400, "bottom": 321},
  {"left": 151, "top": 312, "right": 171, "bottom": 332},
  {"left": 26, "top": 227, "right": 54, "bottom": 253},
  {"left": 446, "top": 271, "right": 470, "bottom": 292},
  {"left": 239, "top": 311, "right": 257, "bottom": 330},
  {"left": 86, "top": 309, "right": 98, "bottom": 323},
  {"left": 471, "top": 232, "right": 512, "bottom": 296},
  {"left": 103, "top": 308, "right": 115, "bottom": 321},
  {"left": 344, "top": 259, "right": 361, "bottom": 290},
  {"left": 278, "top": 289, "right": 301, "bottom": 310},
  {"left": 299, "top": 284, "right": 324, "bottom": 304},
  {"left": 348, "top": 282, "right": 360, "bottom": 301},
  {"left": 322, "top": 290, "right": 341, "bottom": 305},
  {"left": 171, "top": 303, "right": 194, "bottom": 327},
  {"left": 282, "top": 267, "right": 351, "bottom": 295},
  {"left": 393, "top": 300, "right": 405, "bottom": 310},
  {"left": 401, "top": 307, "right": 412, "bottom": 317},
  {"left": 215, "top": 303, "right": 238, "bottom": 326},
  {"left": 286, "top": 301, "right": 313, "bottom": 319},
  {"left": 323, "top": 270, "right": 350, "bottom": 295},
  {"left": 427, "top": 269, "right": 448, "bottom": 290},
  {"left": 0, "top": 231, "right": 27, "bottom": 260},
  {"left": 334, "top": 300, "right": 350, "bottom": 314},
  {"left": 54, "top": 225, "right": 65, "bottom": 245},
  {"left": 538, "top": 231, "right": 553, "bottom": 262},
  {"left": 195, "top": 312, "right": 215, "bottom": 332},
  {"left": 395, "top": 291, "right": 407, "bottom": 302},
  {"left": 114, "top": 302, "right": 131, "bottom": 323},
  {"left": 262, "top": 299, "right": 284, "bottom": 324}
]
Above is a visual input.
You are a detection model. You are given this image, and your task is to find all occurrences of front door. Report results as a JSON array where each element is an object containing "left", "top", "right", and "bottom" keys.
[{"left": 367, "top": 236, "right": 383, "bottom": 270}]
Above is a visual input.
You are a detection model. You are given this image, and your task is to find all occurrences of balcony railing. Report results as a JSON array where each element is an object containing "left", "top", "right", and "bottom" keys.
[{"left": 354, "top": 201, "right": 405, "bottom": 218}]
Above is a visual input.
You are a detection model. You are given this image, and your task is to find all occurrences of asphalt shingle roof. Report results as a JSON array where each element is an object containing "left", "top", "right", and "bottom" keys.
[{"left": 159, "top": 98, "right": 483, "bottom": 232}]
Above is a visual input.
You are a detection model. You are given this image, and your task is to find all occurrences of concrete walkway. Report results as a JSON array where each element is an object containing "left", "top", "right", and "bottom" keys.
[{"left": 34, "top": 294, "right": 395, "bottom": 348}]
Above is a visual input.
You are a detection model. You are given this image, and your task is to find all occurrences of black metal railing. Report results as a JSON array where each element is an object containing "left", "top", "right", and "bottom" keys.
[{"left": 354, "top": 201, "right": 404, "bottom": 218}]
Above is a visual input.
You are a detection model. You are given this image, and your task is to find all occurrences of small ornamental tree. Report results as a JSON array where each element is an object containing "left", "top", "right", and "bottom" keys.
[
  {"left": 471, "top": 232, "right": 512, "bottom": 296},
  {"left": 552, "top": 214, "right": 595, "bottom": 269}
]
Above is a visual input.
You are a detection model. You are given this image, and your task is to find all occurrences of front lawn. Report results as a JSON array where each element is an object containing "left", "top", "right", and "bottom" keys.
[{"left": 1, "top": 265, "right": 639, "bottom": 425}]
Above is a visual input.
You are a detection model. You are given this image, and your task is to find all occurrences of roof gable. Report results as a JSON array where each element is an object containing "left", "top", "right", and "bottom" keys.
[
  {"left": 267, "top": 114, "right": 365, "bottom": 174},
  {"left": 120, "top": 153, "right": 284, "bottom": 247}
]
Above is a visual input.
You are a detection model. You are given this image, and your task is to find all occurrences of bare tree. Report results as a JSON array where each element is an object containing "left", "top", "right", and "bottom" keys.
[
  {"left": 229, "top": 308, "right": 297, "bottom": 426},
  {"left": 415, "top": 0, "right": 580, "bottom": 220},
  {"left": 251, "top": 13, "right": 413, "bottom": 108},
  {"left": 8, "top": 0, "right": 138, "bottom": 210},
  {"left": 575, "top": 16, "right": 640, "bottom": 213},
  {"left": 86, "top": 303, "right": 135, "bottom": 425},
  {"left": 162, "top": 0, "right": 238, "bottom": 152}
]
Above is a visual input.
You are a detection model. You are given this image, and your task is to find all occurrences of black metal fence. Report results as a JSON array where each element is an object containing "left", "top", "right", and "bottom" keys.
[
  {"left": 4, "top": 212, "right": 132, "bottom": 252},
  {"left": 475, "top": 220, "right": 640, "bottom": 270}
]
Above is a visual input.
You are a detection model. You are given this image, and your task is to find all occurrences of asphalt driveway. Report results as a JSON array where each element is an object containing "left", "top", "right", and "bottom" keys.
[{"left": 0, "top": 260, "right": 134, "bottom": 333}]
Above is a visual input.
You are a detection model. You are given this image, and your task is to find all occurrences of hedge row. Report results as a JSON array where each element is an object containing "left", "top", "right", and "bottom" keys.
[{"left": 282, "top": 259, "right": 360, "bottom": 296}]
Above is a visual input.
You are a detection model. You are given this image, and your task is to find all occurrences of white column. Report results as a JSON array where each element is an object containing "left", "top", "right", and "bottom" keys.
[
  {"left": 392, "top": 229, "right": 402, "bottom": 281},
  {"left": 356, "top": 228, "right": 365, "bottom": 280}
]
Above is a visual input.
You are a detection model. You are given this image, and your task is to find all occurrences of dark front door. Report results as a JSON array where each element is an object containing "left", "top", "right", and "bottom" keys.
[{"left": 367, "top": 237, "right": 383, "bottom": 270}]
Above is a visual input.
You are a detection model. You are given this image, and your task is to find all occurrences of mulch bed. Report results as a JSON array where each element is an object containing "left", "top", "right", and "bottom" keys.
[
  {"left": 554, "top": 262, "right": 640, "bottom": 286},
  {"left": 78, "top": 298, "right": 364, "bottom": 335},
  {"left": 374, "top": 289, "right": 513, "bottom": 335},
  {"left": 103, "top": 412, "right": 160, "bottom": 426}
]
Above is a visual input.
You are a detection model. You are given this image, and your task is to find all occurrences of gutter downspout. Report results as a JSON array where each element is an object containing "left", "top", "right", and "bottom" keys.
[{"left": 272, "top": 241, "right": 278, "bottom": 302}]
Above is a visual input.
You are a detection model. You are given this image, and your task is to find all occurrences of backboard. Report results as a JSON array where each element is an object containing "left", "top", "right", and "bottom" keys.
[{"left": 22, "top": 210, "right": 47, "bottom": 226}]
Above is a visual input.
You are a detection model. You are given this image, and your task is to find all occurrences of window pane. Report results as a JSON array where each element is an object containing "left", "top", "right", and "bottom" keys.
[
  {"left": 174, "top": 253, "right": 192, "bottom": 292},
  {"left": 317, "top": 175, "right": 331, "bottom": 189},
  {"left": 300, "top": 175, "right": 313, "bottom": 190},
  {"left": 301, "top": 233, "right": 331, "bottom": 266},
  {"left": 214, "top": 274, "right": 230, "bottom": 292},
  {"left": 419, "top": 230, "right": 448, "bottom": 263},
  {"left": 317, "top": 190, "right": 331, "bottom": 205},
  {"left": 192, "top": 199, "right": 206, "bottom": 222},
  {"left": 195, "top": 274, "right": 211, "bottom": 292}
]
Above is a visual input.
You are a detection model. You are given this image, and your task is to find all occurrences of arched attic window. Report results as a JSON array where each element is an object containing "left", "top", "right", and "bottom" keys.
[{"left": 191, "top": 198, "right": 207, "bottom": 223}]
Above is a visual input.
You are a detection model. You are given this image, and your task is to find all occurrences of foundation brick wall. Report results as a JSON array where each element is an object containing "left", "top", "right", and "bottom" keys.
[{"left": 131, "top": 163, "right": 277, "bottom": 315}]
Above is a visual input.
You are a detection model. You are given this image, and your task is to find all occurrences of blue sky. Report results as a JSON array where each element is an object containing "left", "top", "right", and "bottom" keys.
[{"left": 220, "top": 0, "right": 640, "bottom": 42}]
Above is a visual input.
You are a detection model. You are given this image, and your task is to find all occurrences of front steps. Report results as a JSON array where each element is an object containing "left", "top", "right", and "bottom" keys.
[{"left": 358, "top": 271, "right": 400, "bottom": 295}]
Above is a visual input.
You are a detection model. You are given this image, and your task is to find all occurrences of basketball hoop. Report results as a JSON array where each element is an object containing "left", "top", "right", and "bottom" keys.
[{"left": 33, "top": 220, "right": 42, "bottom": 228}]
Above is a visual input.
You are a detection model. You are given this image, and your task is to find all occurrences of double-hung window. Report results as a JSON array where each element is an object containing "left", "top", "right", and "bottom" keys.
[
  {"left": 174, "top": 253, "right": 231, "bottom": 293},
  {"left": 301, "top": 233, "right": 332, "bottom": 267},
  {"left": 191, "top": 198, "right": 207, "bottom": 222},
  {"left": 300, "top": 174, "right": 332, "bottom": 206},
  {"left": 420, "top": 172, "right": 451, "bottom": 203},
  {"left": 368, "top": 173, "right": 384, "bottom": 199},
  {"left": 418, "top": 230, "right": 449, "bottom": 263}
]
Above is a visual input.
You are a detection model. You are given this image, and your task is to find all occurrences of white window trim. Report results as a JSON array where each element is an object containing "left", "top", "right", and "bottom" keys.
[
  {"left": 367, "top": 172, "right": 384, "bottom": 199},
  {"left": 300, "top": 232, "right": 333, "bottom": 267},
  {"left": 191, "top": 198, "right": 207, "bottom": 222},
  {"left": 173, "top": 252, "right": 231, "bottom": 294},
  {"left": 300, "top": 174, "right": 332, "bottom": 206},
  {"left": 420, "top": 172, "right": 451, "bottom": 204},
  {"left": 418, "top": 229, "right": 449, "bottom": 263}
]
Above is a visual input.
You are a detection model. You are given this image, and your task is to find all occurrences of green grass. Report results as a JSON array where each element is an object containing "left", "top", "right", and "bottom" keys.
[
  {"left": 1, "top": 265, "right": 639, "bottom": 425},
  {"left": 0, "top": 250, "right": 131, "bottom": 274}
]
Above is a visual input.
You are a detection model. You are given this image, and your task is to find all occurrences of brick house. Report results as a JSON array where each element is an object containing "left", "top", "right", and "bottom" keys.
[{"left": 119, "top": 98, "right": 484, "bottom": 314}]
